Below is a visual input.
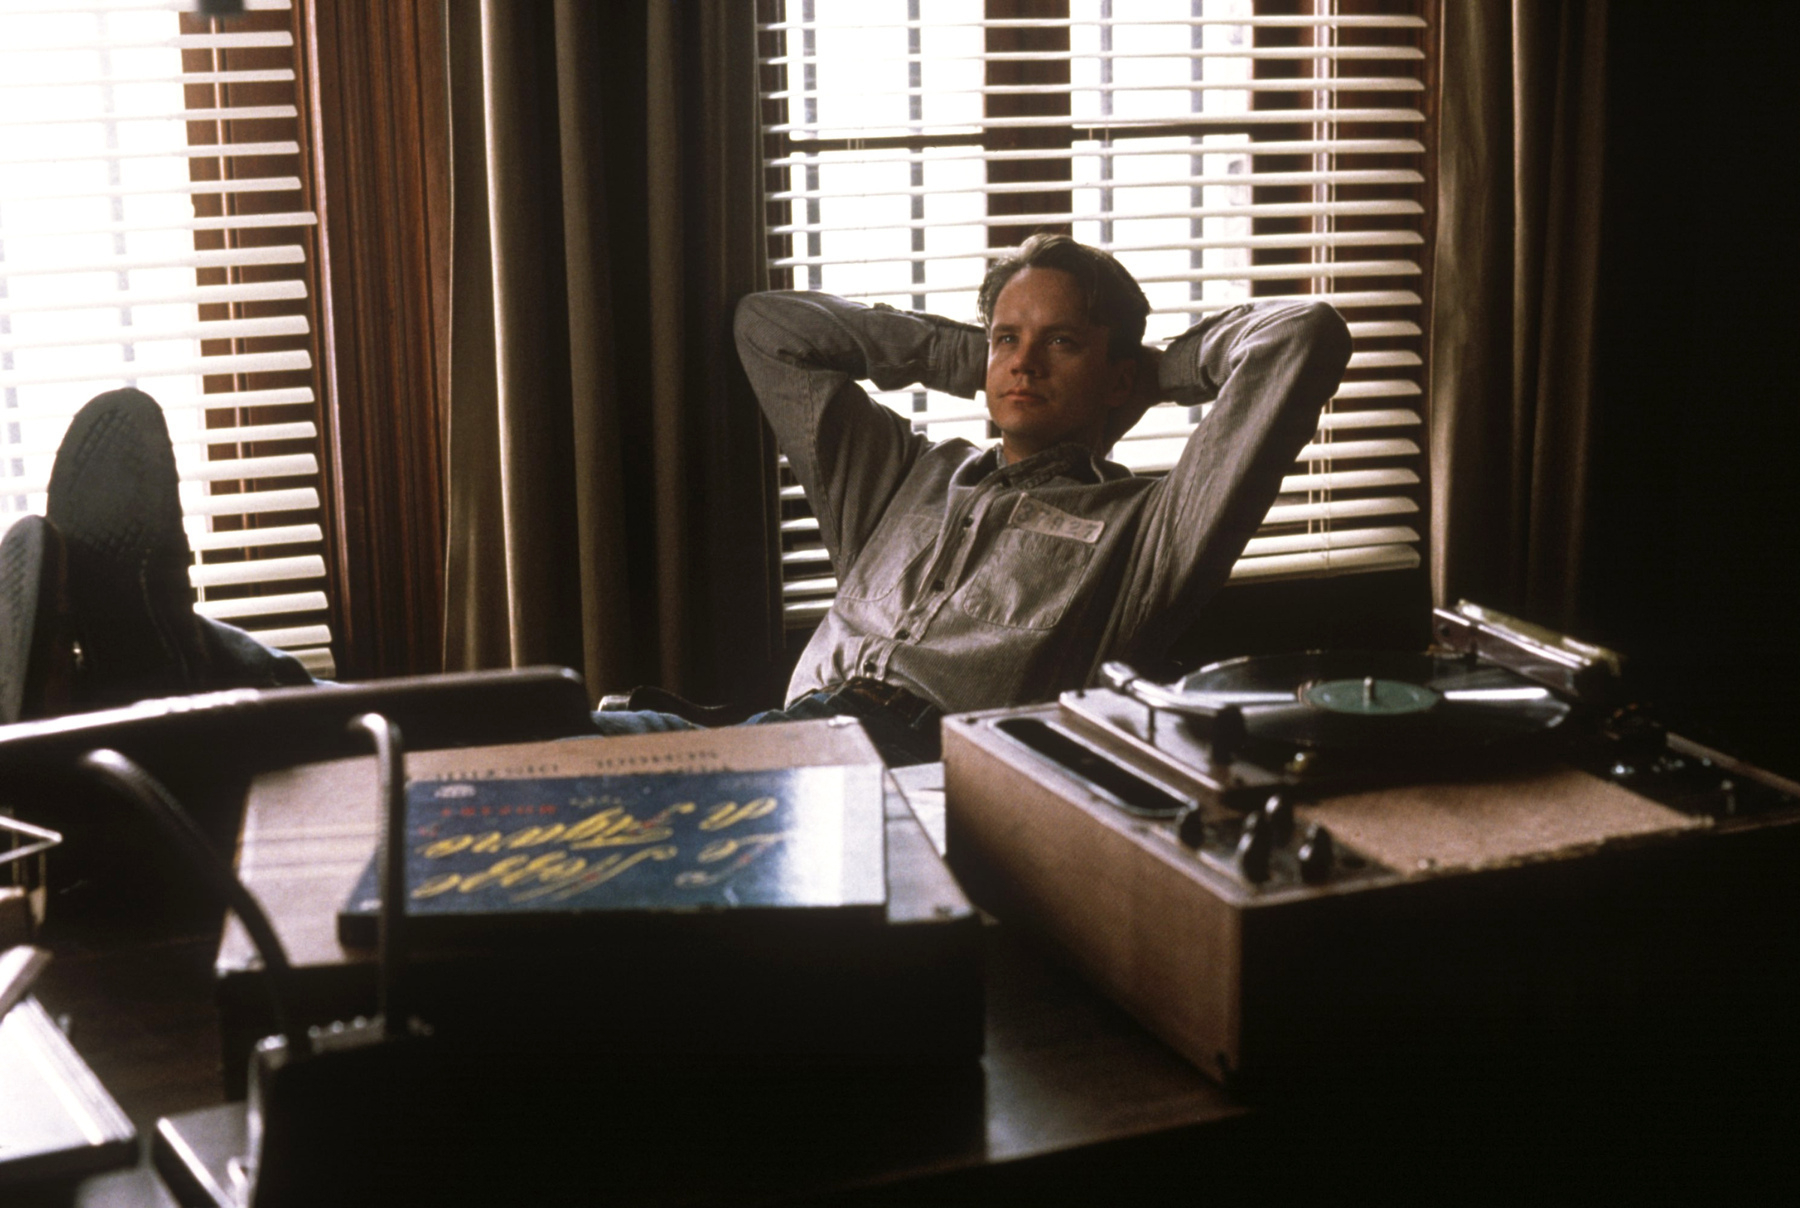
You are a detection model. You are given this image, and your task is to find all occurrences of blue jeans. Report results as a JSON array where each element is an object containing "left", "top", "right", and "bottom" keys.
[
  {"left": 589, "top": 689, "right": 941, "bottom": 767},
  {"left": 201, "top": 616, "right": 314, "bottom": 687}
]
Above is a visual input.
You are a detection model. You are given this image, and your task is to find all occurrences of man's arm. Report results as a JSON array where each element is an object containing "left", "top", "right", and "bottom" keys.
[
  {"left": 1104, "top": 300, "right": 1354, "bottom": 665},
  {"left": 733, "top": 292, "right": 986, "bottom": 575}
]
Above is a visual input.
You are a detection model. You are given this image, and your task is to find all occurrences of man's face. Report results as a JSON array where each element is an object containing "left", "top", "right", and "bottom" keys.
[{"left": 984, "top": 266, "right": 1133, "bottom": 463}]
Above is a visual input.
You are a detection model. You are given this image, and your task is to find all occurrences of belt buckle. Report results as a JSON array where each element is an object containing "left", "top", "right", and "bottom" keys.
[
  {"left": 842, "top": 677, "right": 933, "bottom": 729},
  {"left": 847, "top": 677, "right": 897, "bottom": 709}
]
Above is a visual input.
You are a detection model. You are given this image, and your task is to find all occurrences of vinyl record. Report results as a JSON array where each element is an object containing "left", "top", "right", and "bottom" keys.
[{"left": 1165, "top": 651, "right": 1573, "bottom": 760}]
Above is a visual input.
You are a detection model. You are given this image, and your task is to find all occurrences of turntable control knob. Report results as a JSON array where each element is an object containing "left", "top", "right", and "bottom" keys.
[
  {"left": 1211, "top": 704, "right": 1246, "bottom": 766},
  {"left": 1236, "top": 810, "right": 1273, "bottom": 883},
  {"left": 1177, "top": 806, "right": 1210, "bottom": 849},
  {"left": 1262, "top": 793, "right": 1294, "bottom": 846},
  {"left": 1297, "top": 824, "right": 1336, "bottom": 885}
]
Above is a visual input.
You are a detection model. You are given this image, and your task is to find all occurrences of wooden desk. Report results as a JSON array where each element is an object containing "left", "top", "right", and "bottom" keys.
[
  {"left": 29, "top": 739, "right": 1245, "bottom": 1205},
  {"left": 42, "top": 909, "right": 1800, "bottom": 1206},
  {"left": 27, "top": 755, "right": 1800, "bottom": 1204},
  {"left": 33, "top": 911, "right": 1247, "bottom": 1206}
]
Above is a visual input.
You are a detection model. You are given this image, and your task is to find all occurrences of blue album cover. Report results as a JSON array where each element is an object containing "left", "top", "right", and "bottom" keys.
[{"left": 339, "top": 764, "right": 887, "bottom": 938}]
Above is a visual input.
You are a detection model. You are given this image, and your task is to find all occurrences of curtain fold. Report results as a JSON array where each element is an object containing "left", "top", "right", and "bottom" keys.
[
  {"left": 1430, "top": 0, "right": 1608, "bottom": 630},
  {"left": 443, "top": 0, "right": 778, "bottom": 705}
]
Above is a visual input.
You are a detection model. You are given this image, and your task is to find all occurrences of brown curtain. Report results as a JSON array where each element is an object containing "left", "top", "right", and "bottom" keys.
[
  {"left": 442, "top": 0, "right": 779, "bottom": 706},
  {"left": 1429, "top": 0, "right": 1607, "bottom": 630}
]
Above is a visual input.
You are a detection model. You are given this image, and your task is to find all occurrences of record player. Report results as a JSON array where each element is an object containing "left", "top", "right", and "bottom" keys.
[{"left": 941, "top": 603, "right": 1800, "bottom": 1094}]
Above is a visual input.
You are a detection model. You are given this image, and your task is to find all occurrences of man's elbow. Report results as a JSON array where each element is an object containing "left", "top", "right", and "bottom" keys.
[
  {"left": 734, "top": 290, "right": 815, "bottom": 365},
  {"left": 733, "top": 290, "right": 780, "bottom": 353},
  {"left": 1288, "top": 300, "right": 1353, "bottom": 378}
]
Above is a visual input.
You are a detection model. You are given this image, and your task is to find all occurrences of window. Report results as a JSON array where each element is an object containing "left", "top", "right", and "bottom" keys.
[
  {"left": 756, "top": 0, "right": 1432, "bottom": 632},
  {"left": 0, "top": 0, "right": 335, "bottom": 675}
]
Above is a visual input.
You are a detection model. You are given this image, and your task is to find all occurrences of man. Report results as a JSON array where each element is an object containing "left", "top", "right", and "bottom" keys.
[{"left": 597, "top": 234, "right": 1351, "bottom": 763}]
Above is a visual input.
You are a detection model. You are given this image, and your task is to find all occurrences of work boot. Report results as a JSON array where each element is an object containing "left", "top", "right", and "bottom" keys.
[
  {"left": 0, "top": 514, "right": 75, "bottom": 723},
  {"left": 45, "top": 388, "right": 210, "bottom": 707}
]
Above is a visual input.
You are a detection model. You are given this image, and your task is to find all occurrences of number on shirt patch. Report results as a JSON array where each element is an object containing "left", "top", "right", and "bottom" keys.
[{"left": 1009, "top": 494, "right": 1104, "bottom": 544}]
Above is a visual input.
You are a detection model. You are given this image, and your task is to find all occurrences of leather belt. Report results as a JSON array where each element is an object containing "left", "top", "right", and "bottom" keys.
[{"left": 831, "top": 677, "right": 943, "bottom": 731}]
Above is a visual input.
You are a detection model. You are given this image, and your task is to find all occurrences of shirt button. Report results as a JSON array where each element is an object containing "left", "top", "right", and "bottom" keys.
[
  {"left": 931, "top": 579, "right": 945, "bottom": 592},
  {"left": 896, "top": 628, "right": 909, "bottom": 640},
  {"left": 862, "top": 660, "right": 876, "bottom": 673},
  {"left": 961, "top": 516, "right": 973, "bottom": 528}
]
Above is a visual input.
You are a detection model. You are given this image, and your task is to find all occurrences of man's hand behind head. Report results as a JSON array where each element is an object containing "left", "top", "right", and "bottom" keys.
[{"left": 1102, "top": 344, "right": 1166, "bottom": 453}]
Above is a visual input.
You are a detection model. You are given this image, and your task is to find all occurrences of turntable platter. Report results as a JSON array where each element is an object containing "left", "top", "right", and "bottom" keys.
[{"left": 1171, "top": 652, "right": 1574, "bottom": 756}]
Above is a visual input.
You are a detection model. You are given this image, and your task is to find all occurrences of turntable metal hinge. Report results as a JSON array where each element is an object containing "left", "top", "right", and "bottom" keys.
[{"left": 1432, "top": 601, "right": 1624, "bottom": 702}]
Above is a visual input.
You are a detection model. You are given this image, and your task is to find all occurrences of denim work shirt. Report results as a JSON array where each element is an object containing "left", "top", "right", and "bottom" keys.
[{"left": 733, "top": 291, "right": 1353, "bottom": 715}]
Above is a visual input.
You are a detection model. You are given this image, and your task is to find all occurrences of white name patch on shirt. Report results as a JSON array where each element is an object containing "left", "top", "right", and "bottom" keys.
[{"left": 1009, "top": 494, "right": 1105, "bottom": 544}]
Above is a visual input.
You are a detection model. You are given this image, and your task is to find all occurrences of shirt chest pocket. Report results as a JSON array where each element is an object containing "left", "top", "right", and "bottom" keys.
[
  {"left": 952, "top": 527, "right": 1095, "bottom": 631},
  {"left": 836, "top": 515, "right": 940, "bottom": 603}
]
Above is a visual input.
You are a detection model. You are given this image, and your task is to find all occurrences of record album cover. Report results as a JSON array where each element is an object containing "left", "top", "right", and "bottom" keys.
[{"left": 338, "top": 763, "right": 887, "bottom": 946}]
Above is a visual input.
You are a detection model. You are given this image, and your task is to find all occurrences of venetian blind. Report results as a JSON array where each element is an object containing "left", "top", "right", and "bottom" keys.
[
  {"left": 757, "top": 0, "right": 1431, "bottom": 628},
  {"left": 0, "top": 0, "right": 334, "bottom": 675}
]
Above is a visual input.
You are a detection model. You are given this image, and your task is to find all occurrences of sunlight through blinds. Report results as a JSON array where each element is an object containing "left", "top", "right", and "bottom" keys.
[
  {"left": 757, "top": 0, "right": 1431, "bottom": 626},
  {"left": 0, "top": 0, "right": 334, "bottom": 674}
]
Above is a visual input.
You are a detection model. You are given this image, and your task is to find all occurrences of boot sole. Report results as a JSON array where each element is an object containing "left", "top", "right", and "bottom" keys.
[{"left": 46, "top": 389, "right": 206, "bottom": 704}]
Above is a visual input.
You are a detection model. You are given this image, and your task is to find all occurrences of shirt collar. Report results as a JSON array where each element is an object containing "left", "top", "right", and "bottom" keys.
[{"left": 963, "top": 442, "right": 1128, "bottom": 489}]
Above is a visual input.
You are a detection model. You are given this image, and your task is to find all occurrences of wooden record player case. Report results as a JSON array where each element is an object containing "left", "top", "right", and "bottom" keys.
[{"left": 942, "top": 695, "right": 1800, "bottom": 1094}]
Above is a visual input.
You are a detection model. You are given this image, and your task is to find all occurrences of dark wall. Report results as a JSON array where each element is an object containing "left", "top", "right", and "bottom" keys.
[{"left": 1586, "top": 2, "right": 1800, "bottom": 774}]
